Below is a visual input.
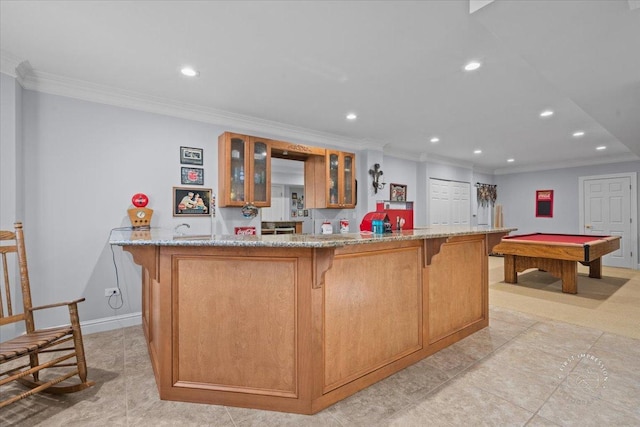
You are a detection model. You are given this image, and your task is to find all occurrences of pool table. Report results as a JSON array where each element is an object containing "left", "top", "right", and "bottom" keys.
[{"left": 493, "top": 233, "right": 621, "bottom": 294}]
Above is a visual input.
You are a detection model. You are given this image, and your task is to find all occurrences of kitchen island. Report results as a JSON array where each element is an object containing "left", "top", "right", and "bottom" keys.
[{"left": 109, "top": 226, "right": 514, "bottom": 414}]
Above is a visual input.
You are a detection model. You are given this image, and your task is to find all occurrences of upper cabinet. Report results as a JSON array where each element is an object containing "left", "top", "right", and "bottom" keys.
[
  {"left": 326, "top": 150, "right": 355, "bottom": 208},
  {"left": 219, "top": 132, "right": 356, "bottom": 210},
  {"left": 218, "top": 132, "right": 271, "bottom": 207},
  {"left": 306, "top": 150, "right": 356, "bottom": 209}
]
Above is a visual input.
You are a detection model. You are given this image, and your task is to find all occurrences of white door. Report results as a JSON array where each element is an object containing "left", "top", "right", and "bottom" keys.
[
  {"left": 429, "top": 179, "right": 470, "bottom": 226},
  {"left": 581, "top": 174, "right": 634, "bottom": 268},
  {"left": 262, "top": 184, "right": 285, "bottom": 221},
  {"left": 451, "top": 182, "right": 470, "bottom": 225},
  {"left": 429, "top": 179, "right": 450, "bottom": 225}
]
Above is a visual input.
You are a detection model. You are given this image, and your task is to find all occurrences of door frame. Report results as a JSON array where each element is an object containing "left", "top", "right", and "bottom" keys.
[{"left": 578, "top": 172, "right": 637, "bottom": 270}]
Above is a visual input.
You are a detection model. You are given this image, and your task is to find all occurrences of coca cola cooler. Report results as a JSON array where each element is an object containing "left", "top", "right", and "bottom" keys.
[
  {"left": 376, "top": 201, "right": 414, "bottom": 230},
  {"left": 360, "top": 212, "right": 390, "bottom": 232}
]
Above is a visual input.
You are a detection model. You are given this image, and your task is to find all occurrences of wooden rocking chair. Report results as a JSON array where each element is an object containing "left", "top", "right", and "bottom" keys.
[{"left": 0, "top": 222, "right": 94, "bottom": 408}]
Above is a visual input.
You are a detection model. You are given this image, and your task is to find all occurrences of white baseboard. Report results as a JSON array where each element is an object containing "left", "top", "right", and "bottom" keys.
[{"left": 81, "top": 312, "right": 142, "bottom": 335}]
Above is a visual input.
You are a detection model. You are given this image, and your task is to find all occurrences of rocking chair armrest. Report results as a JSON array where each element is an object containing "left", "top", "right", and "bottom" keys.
[{"left": 27, "top": 298, "right": 86, "bottom": 312}]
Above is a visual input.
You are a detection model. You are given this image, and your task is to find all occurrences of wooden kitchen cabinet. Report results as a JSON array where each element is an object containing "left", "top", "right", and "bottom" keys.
[
  {"left": 305, "top": 150, "right": 356, "bottom": 209},
  {"left": 218, "top": 132, "right": 271, "bottom": 207}
]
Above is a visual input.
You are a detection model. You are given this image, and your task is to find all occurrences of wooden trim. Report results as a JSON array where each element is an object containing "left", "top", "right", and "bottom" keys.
[
  {"left": 312, "top": 248, "right": 334, "bottom": 289},
  {"left": 270, "top": 139, "right": 326, "bottom": 157},
  {"left": 424, "top": 237, "right": 447, "bottom": 266}
]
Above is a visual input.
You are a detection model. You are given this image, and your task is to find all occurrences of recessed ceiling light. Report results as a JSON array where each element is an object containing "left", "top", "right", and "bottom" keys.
[
  {"left": 539, "top": 110, "right": 554, "bottom": 118},
  {"left": 346, "top": 113, "right": 357, "bottom": 120},
  {"left": 596, "top": 146, "right": 607, "bottom": 150},
  {"left": 464, "top": 61, "right": 481, "bottom": 71},
  {"left": 430, "top": 137, "right": 440, "bottom": 143},
  {"left": 180, "top": 66, "right": 199, "bottom": 77},
  {"left": 474, "top": 149, "right": 482, "bottom": 154},
  {"left": 572, "top": 131, "right": 585, "bottom": 137},
  {"left": 507, "top": 158, "right": 515, "bottom": 163}
]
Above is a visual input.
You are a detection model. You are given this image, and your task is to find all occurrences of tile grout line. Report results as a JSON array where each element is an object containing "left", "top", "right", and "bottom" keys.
[
  {"left": 224, "top": 406, "right": 238, "bottom": 426},
  {"left": 378, "top": 317, "right": 541, "bottom": 425},
  {"left": 123, "top": 326, "right": 131, "bottom": 427}
]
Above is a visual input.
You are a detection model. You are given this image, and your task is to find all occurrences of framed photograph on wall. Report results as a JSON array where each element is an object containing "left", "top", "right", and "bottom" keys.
[
  {"left": 180, "top": 146, "right": 203, "bottom": 165},
  {"left": 173, "top": 187, "right": 212, "bottom": 216},
  {"left": 181, "top": 167, "right": 204, "bottom": 185},
  {"left": 390, "top": 183, "right": 407, "bottom": 202}
]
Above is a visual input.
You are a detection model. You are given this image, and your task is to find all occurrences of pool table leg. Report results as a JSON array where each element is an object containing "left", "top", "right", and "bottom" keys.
[
  {"left": 503, "top": 255, "right": 517, "bottom": 283},
  {"left": 560, "top": 260, "right": 577, "bottom": 294},
  {"left": 587, "top": 258, "right": 602, "bottom": 279}
]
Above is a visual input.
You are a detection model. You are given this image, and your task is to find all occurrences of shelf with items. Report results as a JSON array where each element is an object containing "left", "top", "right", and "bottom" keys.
[{"left": 218, "top": 132, "right": 271, "bottom": 207}]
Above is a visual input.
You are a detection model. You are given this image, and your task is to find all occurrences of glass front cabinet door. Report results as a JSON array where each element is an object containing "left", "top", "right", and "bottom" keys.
[
  {"left": 218, "top": 132, "right": 271, "bottom": 207},
  {"left": 325, "top": 150, "right": 356, "bottom": 208}
]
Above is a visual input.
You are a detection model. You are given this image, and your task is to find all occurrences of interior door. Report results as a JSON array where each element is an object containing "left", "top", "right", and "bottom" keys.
[
  {"left": 582, "top": 175, "right": 633, "bottom": 268},
  {"left": 429, "top": 179, "right": 471, "bottom": 226},
  {"left": 429, "top": 179, "right": 450, "bottom": 225},
  {"left": 451, "top": 181, "right": 470, "bottom": 225}
]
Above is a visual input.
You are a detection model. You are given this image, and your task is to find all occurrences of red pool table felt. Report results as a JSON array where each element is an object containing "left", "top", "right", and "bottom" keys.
[{"left": 503, "top": 233, "right": 608, "bottom": 245}]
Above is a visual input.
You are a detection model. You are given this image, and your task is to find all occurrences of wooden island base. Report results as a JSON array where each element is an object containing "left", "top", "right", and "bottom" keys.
[{"left": 122, "top": 231, "right": 507, "bottom": 414}]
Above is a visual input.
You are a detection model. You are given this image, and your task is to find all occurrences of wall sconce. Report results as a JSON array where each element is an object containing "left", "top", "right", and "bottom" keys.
[{"left": 368, "top": 163, "right": 385, "bottom": 194}]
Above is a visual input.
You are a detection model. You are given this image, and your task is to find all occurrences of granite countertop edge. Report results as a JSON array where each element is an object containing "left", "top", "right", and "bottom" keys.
[{"left": 109, "top": 226, "right": 517, "bottom": 249}]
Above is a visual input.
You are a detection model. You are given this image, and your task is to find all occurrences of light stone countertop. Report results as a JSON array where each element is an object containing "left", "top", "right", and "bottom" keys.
[{"left": 109, "top": 225, "right": 516, "bottom": 249}]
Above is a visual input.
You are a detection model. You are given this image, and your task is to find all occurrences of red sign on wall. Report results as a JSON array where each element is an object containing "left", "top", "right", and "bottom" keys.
[
  {"left": 536, "top": 190, "right": 554, "bottom": 218},
  {"left": 234, "top": 226, "right": 256, "bottom": 235}
]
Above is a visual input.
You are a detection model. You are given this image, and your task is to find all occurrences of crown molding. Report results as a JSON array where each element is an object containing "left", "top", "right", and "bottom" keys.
[
  {"left": 493, "top": 154, "right": 639, "bottom": 175},
  {"left": 379, "top": 147, "right": 496, "bottom": 176},
  {"left": 13, "top": 66, "right": 382, "bottom": 153},
  {"left": 6, "top": 59, "right": 636, "bottom": 175},
  {"left": 382, "top": 146, "right": 421, "bottom": 162},
  {"left": 0, "top": 50, "right": 24, "bottom": 80},
  {"left": 419, "top": 152, "right": 477, "bottom": 170}
]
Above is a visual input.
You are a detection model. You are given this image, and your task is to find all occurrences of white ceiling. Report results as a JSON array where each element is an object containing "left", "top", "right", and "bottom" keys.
[{"left": 1, "top": 0, "right": 639, "bottom": 174}]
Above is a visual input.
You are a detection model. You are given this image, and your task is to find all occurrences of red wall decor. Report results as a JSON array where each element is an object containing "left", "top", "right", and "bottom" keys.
[
  {"left": 234, "top": 226, "right": 256, "bottom": 235},
  {"left": 536, "top": 190, "right": 554, "bottom": 218}
]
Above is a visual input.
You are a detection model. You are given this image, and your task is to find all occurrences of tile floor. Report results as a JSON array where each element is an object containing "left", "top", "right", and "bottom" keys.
[{"left": 2, "top": 305, "right": 639, "bottom": 426}]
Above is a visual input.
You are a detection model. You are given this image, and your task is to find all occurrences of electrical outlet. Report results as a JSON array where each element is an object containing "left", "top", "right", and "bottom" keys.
[{"left": 104, "top": 287, "right": 121, "bottom": 297}]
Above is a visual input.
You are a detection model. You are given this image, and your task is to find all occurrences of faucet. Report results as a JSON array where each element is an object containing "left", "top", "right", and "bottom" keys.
[{"left": 174, "top": 223, "right": 191, "bottom": 235}]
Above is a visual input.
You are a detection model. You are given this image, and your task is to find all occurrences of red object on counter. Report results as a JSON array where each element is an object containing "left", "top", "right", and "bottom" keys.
[
  {"left": 375, "top": 201, "right": 413, "bottom": 230},
  {"left": 360, "top": 212, "right": 389, "bottom": 232}
]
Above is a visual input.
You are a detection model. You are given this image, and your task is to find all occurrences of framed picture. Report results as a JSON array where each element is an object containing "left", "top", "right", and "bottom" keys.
[
  {"left": 181, "top": 167, "right": 204, "bottom": 185},
  {"left": 173, "top": 187, "right": 212, "bottom": 216},
  {"left": 180, "top": 146, "right": 203, "bottom": 165},
  {"left": 390, "top": 183, "right": 407, "bottom": 202}
]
